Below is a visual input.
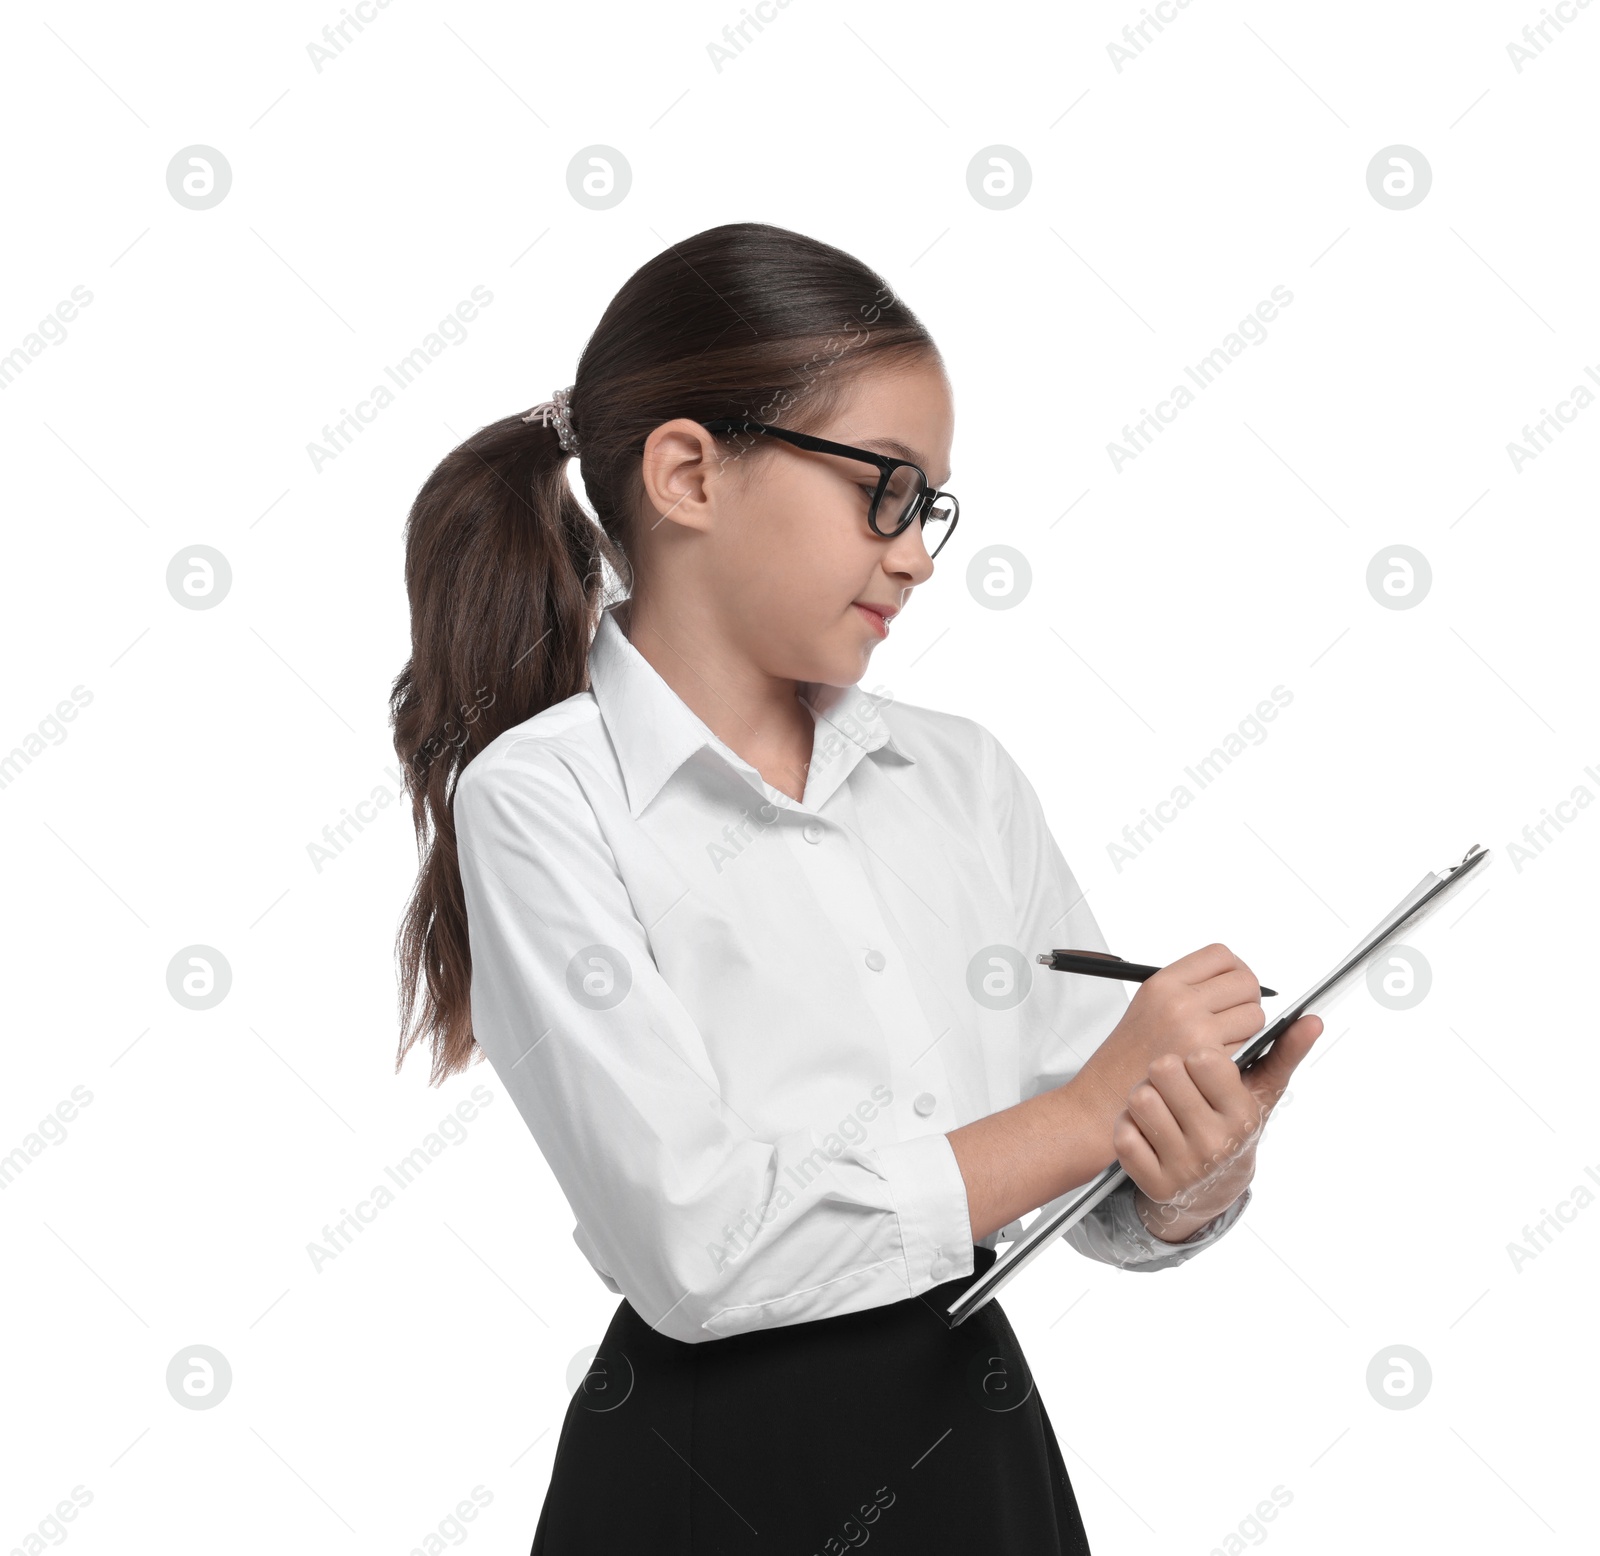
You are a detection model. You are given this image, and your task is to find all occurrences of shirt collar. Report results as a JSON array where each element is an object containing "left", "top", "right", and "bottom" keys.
[{"left": 587, "top": 602, "right": 916, "bottom": 819}]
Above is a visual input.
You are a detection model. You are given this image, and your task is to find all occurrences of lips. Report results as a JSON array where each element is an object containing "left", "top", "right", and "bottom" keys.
[{"left": 854, "top": 602, "right": 894, "bottom": 637}]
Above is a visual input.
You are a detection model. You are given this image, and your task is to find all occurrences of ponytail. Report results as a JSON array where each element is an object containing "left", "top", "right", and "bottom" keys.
[{"left": 389, "top": 410, "right": 625, "bottom": 1084}]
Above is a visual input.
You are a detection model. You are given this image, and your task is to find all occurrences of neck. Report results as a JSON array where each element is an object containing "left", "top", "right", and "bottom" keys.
[{"left": 616, "top": 594, "right": 817, "bottom": 803}]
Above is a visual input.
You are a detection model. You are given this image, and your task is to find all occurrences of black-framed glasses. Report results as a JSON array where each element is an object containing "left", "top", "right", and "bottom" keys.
[{"left": 701, "top": 417, "right": 961, "bottom": 560}]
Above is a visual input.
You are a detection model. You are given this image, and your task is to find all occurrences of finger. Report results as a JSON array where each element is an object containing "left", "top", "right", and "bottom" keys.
[
  {"left": 1213, "top": 1000, "right": 1269, "bottom": 1050},
  {"left": 1123, "top": 1074, "right": 1184, "bottom": 1166},
  {"left": 1241, "top": 1014, "right": 1323, "bottom": 1111},
  {"left": 1162, "top": 943, "right": 1246, "bottom": 985},
  {"left": 1190, "top": 965, "right": 1267, "bottom": 1015},
  {"left": 1247, "top": 1012, "right": 1322, "bottom": 1090},
  {"left": 1182, "top": 1045, "right": 1267, "bottom": 1142},
  {"left": 1111, "top": 1108, "right": 1164, "bottom": 1190},
  {"left": 1142, "top": 1050, "right": 1218, "bottom": 1140}
]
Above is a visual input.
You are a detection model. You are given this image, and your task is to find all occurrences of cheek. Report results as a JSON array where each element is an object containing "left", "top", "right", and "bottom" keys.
[
  {"left": 757, "top": 468, "right": 862, "bottom": 566},
  {"left": 713, "top": 470, "right": 818, "bottom": 596},
  {"left": 787, "top": 464, "right": 881, "bottom": 556}
]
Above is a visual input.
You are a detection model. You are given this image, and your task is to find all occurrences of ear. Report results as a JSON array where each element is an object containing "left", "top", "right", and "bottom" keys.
[{"left": 639, "top": 419, "right": 727, "bottom": 536}]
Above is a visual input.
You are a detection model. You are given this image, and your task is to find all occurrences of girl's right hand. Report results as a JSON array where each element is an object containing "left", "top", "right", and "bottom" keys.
[{"left": 1074, "top": 943, "right": 1269, "bottom": 1121}]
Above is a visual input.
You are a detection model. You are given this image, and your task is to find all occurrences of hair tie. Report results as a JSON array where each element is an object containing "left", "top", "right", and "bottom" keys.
[{"left": 522, "top": 385, "right": 579, "bottom": 455}]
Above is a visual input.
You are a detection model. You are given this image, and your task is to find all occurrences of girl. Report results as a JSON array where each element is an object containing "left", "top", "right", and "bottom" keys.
[{"left": 390, "top": 221, "right": 1321, "bottom": 1554}]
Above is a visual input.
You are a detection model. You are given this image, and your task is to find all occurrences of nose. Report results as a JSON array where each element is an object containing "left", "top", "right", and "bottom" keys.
[{"left": 882, "top": 520, "right": 936, "bottom": 585}]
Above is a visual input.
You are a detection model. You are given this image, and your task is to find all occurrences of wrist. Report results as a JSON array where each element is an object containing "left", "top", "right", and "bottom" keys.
[
  {"left": 1133, "top": 1184, "right": 1236, "bottom": 1244},
  {"left": 1050, "top": 1074, "right": 1120, "bottom": 1195},
  {"left": 1058, "top": 1064, "right": 1126, "bottom": 1160}
]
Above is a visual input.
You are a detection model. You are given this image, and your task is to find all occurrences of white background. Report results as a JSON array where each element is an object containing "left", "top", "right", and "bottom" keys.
[{"left": 3, "top": 2, "right": 1594, "bottom": 1552}]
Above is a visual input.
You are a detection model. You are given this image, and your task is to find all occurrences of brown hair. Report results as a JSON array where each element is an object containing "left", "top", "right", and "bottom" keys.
[{"left": 389, "top": 221, "right": 938, "bottom": 1085}]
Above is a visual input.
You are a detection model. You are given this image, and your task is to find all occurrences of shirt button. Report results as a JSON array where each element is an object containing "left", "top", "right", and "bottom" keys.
[
  {"left": 802, "top": 822, "right": 823, "bottom": 844},
  {"left": 913, "top": 1092, "right": 936, "bottom": 1117},
  {"left": 929, "top": 1252, "right": 952, "bottom": 1281},
  {"left": 864, "top": 948, "right": 886, "bottom": 971}
]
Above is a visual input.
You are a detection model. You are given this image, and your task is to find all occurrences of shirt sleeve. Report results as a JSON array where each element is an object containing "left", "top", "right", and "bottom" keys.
[
  {"left": 453, "top": 746, "right": 975, "bottom": 1345},
  {"left": 987, "top": 730, "right": 1250, "bottom": 1272}
]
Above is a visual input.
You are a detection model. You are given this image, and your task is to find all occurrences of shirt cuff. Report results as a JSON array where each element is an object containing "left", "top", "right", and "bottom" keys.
[
  {"left": 1063, "top": 1178, "right": 1252, "bottom": 1272},
  {"left": 873, "top": 1130, "right": 975, "bottom": 1291}
]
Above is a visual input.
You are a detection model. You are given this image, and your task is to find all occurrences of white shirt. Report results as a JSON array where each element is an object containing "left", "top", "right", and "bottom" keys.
[{"left": 455, "top": 603, "right": 1250, "bottom": 1345}]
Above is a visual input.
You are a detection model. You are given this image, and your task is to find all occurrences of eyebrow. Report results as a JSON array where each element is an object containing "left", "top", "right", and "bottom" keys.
[{"left": 858, "top": 436, "right": 952, "bottom": 487}]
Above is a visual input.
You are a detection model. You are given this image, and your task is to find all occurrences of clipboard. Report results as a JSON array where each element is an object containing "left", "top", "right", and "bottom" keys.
[{"left": 944, "top": 841, "right": 1492, "bottom": 1327}]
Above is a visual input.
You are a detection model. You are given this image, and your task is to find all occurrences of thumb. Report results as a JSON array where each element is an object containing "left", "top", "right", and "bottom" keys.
[{"left": 1240, "top": 1012, "right": 1322, "bottom": 1116}]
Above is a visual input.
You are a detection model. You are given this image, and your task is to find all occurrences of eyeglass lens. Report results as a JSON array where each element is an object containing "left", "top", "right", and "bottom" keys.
[{"left": 875, "top": 466, "right": 956, "bottom": 555}]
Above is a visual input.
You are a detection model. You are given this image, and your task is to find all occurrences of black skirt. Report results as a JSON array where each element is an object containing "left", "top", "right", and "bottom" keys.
[{"left": 530, "top": 1243, "right": 1093, "bottom": 1555}]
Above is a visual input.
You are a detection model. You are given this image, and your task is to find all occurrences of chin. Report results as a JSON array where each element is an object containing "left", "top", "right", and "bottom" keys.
[{"left": 803, "top": 650, "right": 867, "bottom": 691}]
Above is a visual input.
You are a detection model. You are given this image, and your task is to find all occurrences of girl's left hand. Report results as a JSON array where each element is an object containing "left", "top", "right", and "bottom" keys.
[{"left": 1115, "top": 1013, "right": 1324, "bottom": 1242}]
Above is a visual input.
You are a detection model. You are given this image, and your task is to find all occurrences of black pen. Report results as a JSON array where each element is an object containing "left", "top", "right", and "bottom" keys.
[{"left": 1037, "top": 948, "right": 1277, "bottom": 999}]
